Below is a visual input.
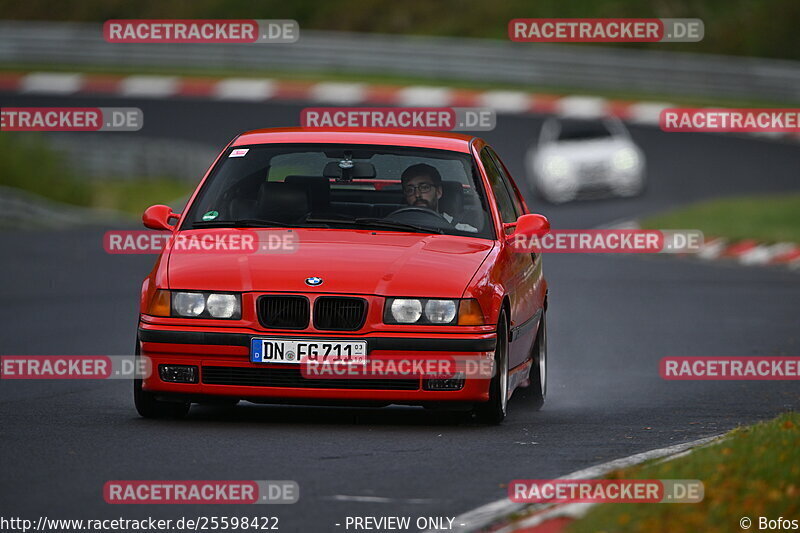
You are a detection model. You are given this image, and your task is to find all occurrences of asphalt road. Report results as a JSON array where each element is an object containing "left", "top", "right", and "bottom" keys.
[{"left": 1, "top": 93, "right": 799, "bottom": 532}]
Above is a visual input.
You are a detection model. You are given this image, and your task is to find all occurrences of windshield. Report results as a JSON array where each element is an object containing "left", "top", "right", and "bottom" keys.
[
  {"left": 556, "top": 119, "right": 616, "bottom": 141},
  {"left": 183, "top": 143, "right": 495, "bottom": 239}
]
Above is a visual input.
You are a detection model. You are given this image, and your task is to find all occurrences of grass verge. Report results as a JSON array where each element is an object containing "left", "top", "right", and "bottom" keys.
[
  {"left": 89, "top": 179, "right": 193, "bottom": 216},
  {"left": 567, "top": 412, "right": 800, "bottom": 533},
  {"left": 0, "top": 133, "right": 193, "bottom": 216},
  {"left": 642, "top": 194, "right": 800, "bottom": 244}
]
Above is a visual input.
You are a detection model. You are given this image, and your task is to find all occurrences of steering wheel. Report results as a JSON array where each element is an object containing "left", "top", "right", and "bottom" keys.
[{"left": 386, "top": 206, "right": 447, "bottom": 220}]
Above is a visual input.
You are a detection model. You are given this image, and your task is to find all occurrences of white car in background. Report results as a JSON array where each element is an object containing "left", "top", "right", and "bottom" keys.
[{"left": 526, "top": 117, "right": 646, "bottom": 203}]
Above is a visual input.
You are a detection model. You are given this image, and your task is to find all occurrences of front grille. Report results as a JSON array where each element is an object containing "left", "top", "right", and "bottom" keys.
[
  {"left": 575, "top": 183, "right": 614, "bottom": 199},
  {"left": 202, "top": 366, "right": 419, "bottom": 391},
  {"left": 314, "top": 297, "right": 367, "bottom": 331},
  {"left": 258, "top": 296, "right": 310, "bottom": 329},
  {"left": 579, "top": 161, "right": 610, "bottom": 180}
]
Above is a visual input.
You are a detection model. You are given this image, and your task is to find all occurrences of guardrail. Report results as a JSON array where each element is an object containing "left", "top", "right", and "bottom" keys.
[
  {"left": 47, "top": 134, "right": 217, "bottom": 181},
  {"left": 0, "top": 185, "right": 125, "bottom": 227},
  {"left": 0, "top": 21, "right": 798, "bottom": 102}
]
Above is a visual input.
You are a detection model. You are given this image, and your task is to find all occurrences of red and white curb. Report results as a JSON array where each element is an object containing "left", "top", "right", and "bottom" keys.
[
  {"left": 2, "top": 71, "right": 800, "bottom": 142},
  {"left": 440, "top": 435, "right": 721, "bottom": 533},
  {"left": 606, "top": 220, "right": 800, "bottom": 271},
  {"left": 690, "top": 236, "right": 800, "bottom": 268}
]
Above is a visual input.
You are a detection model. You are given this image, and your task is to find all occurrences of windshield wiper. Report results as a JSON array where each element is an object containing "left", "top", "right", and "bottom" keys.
[
  {"left": 304, "top": 217, "right": 444, "bottom": 235},
  {"left": 192, "top": 218, "right": 308, "bottom": 228},
  {"left": 356, "top": 218, "right": 445, "bottom": 234}
]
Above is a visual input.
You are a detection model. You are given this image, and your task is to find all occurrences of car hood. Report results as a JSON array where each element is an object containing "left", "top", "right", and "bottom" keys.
[{"left": 166, "top": 228, "right": 494, "bottom": 297}]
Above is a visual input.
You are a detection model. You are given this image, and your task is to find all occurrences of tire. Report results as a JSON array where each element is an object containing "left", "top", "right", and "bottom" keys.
[
  {"left": 472, "top": 310, "right": 509, "bottom": 424},
  {"left": 133, "top": 337, "right": 191, "bottom": 419},
  {"left": 525, "top": 311, "right": 547, "bottom": 411}
]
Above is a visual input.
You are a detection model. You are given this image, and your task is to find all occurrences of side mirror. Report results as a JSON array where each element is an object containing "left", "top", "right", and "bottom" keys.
[
  {"left": 506, "top": 214, "right": 550, "bottom": 245},
  {"left": 142, "top": 205, "right": 179, "bottom": 231}
]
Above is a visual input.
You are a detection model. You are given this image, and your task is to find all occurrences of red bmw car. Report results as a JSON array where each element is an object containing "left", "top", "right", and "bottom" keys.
[{"left": 135, "top": 129, "right": 549, "bottom": 423}]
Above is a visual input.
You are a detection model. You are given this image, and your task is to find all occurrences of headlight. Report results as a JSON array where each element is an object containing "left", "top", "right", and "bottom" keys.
[
  {"left": 424, "top": 300, "right": 457, "bottom": 324},
  {"left": 388, "top": 299, "right": 423, "bottom": 324},
  {"left": 206, "top": 293, "right": 240, "bottom": 319},
  {"left": 172, "top": 292, "right": 205, "bottom": 317},
  {"left": 542, "top": 155, "right": 570, "bottom": 178},
  {"left": 168, "top": 291, "right": 241, "bottom": 319},
  {"left": 612, "top": 148, "right": 639, "bottom": 171},
  {"left": 385, "top": 298, "right": 479, "bottom": 325}
]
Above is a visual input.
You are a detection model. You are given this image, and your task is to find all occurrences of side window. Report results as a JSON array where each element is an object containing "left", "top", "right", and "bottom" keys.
[
  {"left": 480, "top": 148, "right": 517, "bottom": 225},
  {"left": 487, "top": 147, "right": 524, "bottom": 218}
]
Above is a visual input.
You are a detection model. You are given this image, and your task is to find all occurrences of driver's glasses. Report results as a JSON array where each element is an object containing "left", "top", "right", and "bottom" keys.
[{"left": 403, "top": 183, "right": 436, "bottom": 195}]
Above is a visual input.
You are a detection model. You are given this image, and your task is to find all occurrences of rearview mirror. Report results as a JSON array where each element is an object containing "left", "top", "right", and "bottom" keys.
[{"left": 142, "top": 205, "right": 179, "bottom": 231}]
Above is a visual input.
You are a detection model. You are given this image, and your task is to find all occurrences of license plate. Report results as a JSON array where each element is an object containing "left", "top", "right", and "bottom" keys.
[{"left": 250, "top": 338, "right": 367, "bottom": 364}]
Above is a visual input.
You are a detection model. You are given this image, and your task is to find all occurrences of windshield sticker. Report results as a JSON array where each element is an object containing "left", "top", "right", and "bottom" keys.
[
  {"left": 229, "top": 148, "right": 249, "bottom": 157},
  {"left": 202, "top": 210, "right": 219, "bottom": 221}
]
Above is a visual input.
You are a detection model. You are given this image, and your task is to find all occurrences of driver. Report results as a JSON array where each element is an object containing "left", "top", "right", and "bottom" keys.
[{"left": 400, "top": 163, "right": 477, "bottom": 232}]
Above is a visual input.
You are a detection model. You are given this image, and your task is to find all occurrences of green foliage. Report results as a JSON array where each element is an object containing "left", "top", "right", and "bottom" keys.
[
  {"left": 0, "top": 133, "right": 91, "bottom": 205},
  {"left": 0, "top": 0, "right": 797, "bottom": 59},
  {"left": 0, "top": 133, "right": 192, "bottom": 215},
  {"left": 568, "top": 412, "right": 800, "bottom": 533},
  {"left": 643, "top": 194, "right": 800, "bottom": 244}
]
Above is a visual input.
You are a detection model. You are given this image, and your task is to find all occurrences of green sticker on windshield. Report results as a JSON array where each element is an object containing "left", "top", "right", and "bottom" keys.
[{"left": 202, "top": 210, "right": 219, "bottom": 221}]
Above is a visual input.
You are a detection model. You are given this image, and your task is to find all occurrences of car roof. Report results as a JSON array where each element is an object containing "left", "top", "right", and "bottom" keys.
[{"left": 232, "top": 128, "right": 477, "bottom": 153}]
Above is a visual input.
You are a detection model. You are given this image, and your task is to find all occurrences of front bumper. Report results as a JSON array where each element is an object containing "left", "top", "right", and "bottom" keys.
[
  {"left": 138, "top": 325, "right": 496, "bottom": 405},
  {"left": 537, "top": 167, "right": 643, "bottom": 201}
]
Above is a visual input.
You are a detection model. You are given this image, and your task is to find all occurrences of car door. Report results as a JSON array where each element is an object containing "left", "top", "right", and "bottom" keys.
[
  {"left": 480, "top": 147, "right": 540, "bottom": 370},
  {"left": 487, "top": 147, "right": 546, "bottom": 342}
]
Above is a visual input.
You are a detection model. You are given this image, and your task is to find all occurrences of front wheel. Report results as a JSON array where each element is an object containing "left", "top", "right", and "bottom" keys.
[
  {"left": 133, "top": 338, "right": 190, "bottom": 419},
  {"left": 472, "top": 310, "right": 509, "bottom": 424}
]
